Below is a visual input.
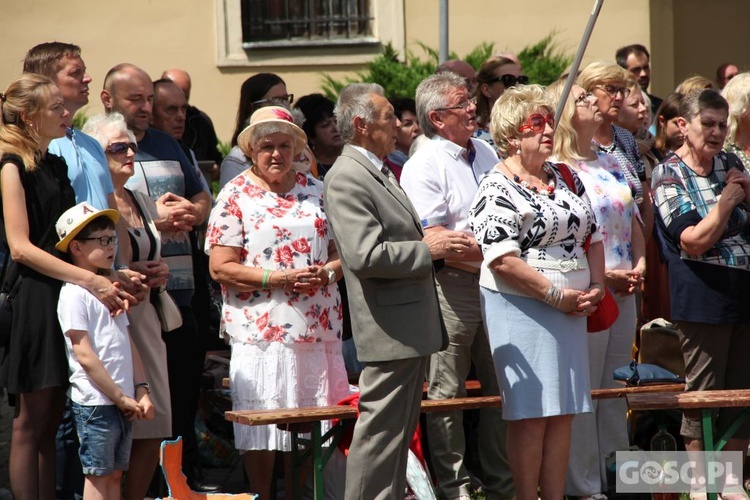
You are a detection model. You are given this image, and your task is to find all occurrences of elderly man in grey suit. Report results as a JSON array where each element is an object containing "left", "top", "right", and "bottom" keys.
[{"left": 324, "top": 83, "right": 471, "bottom": 499}]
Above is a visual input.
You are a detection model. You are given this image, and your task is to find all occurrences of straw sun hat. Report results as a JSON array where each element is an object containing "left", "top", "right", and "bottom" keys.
[{"left": 237, "top": 106, "right": 307, "bottom": 157}]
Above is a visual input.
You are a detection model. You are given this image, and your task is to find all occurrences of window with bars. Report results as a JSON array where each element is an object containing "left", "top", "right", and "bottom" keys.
[{"left": 241, "top": 0, "right": 374, "bottom": 47}]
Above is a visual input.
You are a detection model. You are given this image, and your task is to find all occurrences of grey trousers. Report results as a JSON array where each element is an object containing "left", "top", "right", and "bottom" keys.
[
  {"left": 345, "top": 355, "right": 429, "bottom": 500},
  {"left": 427, "top": 268, "right": 514, "bottom": 500}
]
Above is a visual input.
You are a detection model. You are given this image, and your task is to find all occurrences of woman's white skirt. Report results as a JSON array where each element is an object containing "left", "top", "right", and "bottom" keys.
[{"left": 230, "top": 339, "right": 349, "bottom": 452}]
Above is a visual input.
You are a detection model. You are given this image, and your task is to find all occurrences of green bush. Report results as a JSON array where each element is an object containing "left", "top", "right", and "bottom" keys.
[
  {"left": 319, "top": 33, "right": 572, "bottom": 100},
  {"left": 517, "top": 33, "right": 573, "bottom": 86}
]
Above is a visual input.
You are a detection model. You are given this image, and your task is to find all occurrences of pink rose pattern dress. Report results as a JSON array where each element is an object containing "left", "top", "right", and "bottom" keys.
[{"left": 206, "top": 170, "right": 348, "bottom": 451}]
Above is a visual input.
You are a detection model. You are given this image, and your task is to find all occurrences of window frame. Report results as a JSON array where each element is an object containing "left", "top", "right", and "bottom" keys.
[{"left": 215, "top": 0, "right": 405, "bottom": 68}]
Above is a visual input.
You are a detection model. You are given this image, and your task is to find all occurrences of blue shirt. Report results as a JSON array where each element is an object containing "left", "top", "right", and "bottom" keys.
[{"left": 48, "top": 128, "right": 114, "bottom": 210}]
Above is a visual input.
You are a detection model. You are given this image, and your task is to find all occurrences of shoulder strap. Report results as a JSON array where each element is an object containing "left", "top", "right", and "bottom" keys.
[{"left": 556, "top": 162, "right": 576, "bottom": 192}]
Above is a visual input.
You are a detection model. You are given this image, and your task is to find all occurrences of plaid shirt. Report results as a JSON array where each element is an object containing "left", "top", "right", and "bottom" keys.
[{"left": 652, "top": 152, "right": 750, "bottom": 269}]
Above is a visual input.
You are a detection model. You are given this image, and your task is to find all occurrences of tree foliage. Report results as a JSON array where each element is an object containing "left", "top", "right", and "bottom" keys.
[
  {"left": 319, "top": 33, "right": 572, "bottom": 100},
  {"left": 517, "top": 33, "right": 573, "bottom": 86}
]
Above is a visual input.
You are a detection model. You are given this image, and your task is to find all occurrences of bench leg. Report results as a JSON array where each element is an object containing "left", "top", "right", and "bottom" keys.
[
  {"left": 702, "top": 409, "right": 720, "bottom": 500},
  {"left": 289, "top": 422, "right": 326, "bottom": 500}
]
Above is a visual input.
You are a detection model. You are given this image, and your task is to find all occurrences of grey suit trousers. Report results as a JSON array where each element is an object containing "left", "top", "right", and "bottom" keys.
[{"left": 345, "top": 356, "right": 429, "bottom": 500}]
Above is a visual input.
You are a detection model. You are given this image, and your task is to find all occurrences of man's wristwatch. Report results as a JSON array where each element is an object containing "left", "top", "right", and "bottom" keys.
[
  {"left": 323, "top": 266, "right": 336, "bottom": 285},
  {"left": 135, "top": 382, "right": 151, "bottom": 394}
]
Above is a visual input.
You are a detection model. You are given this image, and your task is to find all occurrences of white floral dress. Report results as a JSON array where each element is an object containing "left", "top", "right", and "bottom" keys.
[{"left": 206, "top": 170, "right": 348, "bottom": 451}]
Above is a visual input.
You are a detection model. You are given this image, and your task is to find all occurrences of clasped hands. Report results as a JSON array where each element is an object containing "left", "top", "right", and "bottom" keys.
[
  {"left": 564, "top": 285, "right": 606, "bottom": 316},
  {"left": 280, "top": 265, "right": 333, "bottom": 293},
  {"left": 156, "top": 192, "right": 200, "bottom": 232}
]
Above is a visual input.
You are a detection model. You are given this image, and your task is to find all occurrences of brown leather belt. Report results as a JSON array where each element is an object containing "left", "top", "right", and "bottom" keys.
[{"left": 445, "top": 262, "right": 480, "bottom": 276}]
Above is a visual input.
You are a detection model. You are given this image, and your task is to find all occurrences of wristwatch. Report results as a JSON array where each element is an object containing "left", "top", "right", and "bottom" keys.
[
  {"left": 323, "top": 266, "right": 336, "bottom": 285},
  {"left": 135, "top": 382, "right": 151, "bottom": 394}
]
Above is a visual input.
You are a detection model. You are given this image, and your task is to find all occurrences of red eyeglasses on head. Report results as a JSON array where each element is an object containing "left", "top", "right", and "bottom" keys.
[{"left": 518, "top": 113, "right": 554, "bottom": 133}]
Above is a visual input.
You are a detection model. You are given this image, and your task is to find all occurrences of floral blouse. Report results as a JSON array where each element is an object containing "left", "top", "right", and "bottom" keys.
[
  {"left": 468, "top": 162, "right": 601, "bottom": 294},
  {"left": 567, "top": 154, "right": 637, "bottom": 271},
  {"left": 205, "top": 171, "right": 343, "bottom": 344}
]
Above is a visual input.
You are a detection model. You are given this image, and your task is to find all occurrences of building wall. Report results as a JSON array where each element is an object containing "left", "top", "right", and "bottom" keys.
[{"left": 2, "top": 1, "right": 746, "bottom": 144}]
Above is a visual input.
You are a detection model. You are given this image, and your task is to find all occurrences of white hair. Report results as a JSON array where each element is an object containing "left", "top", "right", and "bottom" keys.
[
  {"left": 81, "top": 112, "right": 136, "bottom": 150},
  {"left": 416, "top": 72, "right": 466, "bottom": 138},
  {"left": 334, "top": 83, "right": 385, "bottom": 142}
]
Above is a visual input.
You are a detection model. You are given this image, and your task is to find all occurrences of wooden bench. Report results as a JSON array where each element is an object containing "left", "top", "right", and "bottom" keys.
[
  {"left": 226, "top": 383, "right": 684, "bottom": 499},
  {"left": 627, "top": 388, "right": 750, "bottom": 500}
]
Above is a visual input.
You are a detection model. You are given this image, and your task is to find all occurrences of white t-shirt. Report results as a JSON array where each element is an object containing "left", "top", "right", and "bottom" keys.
[{"left": 57, "top": 283, "right": 133, "bottom": 406}]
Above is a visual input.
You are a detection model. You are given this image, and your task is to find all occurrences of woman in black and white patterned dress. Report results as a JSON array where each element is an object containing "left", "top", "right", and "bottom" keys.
[{"left": 468, "top": 84, "right": 605, "bottom": 500}]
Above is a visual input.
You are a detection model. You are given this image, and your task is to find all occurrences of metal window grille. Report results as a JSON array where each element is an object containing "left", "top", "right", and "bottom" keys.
[{"left": 241, "top": 0, "right": 372, "bottom": 44}]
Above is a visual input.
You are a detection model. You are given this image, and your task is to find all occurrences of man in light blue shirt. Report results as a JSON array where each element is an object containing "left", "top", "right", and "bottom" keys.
[{"left": 23, "top": 42, "right": 128, "bottom": 264}]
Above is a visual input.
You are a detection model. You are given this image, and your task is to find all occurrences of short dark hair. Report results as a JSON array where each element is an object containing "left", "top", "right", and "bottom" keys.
[
  {"left": 389, "top": 97, "right": 416, "bottom": 121},
  {"left": 615, "top": 44, "right": 650, "bottom": 69},
  {"left": 294, "top": 93, "right": 335, "bottom": 141},
  {"left": 23, "top": 42, "right": 82, "bottom": 78},
  {"left": 74, "top": 216, "right": 116, "bottom": 242}
]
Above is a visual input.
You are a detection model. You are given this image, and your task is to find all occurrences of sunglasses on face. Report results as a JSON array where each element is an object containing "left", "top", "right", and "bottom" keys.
[
  {"left": 518, "top": 113, "right": 555, "bottom": 133},
  {"left": 106, "top": 142, "right": 138, "bottom": 155},
  {"left": 574, "top": 91, "right": 596, "bottom": 106},
  {"left": 489, "top": 74, "right": 530, "bottom": 88},
  {"left": 596, "top": 85, "right": 630, "bottom": 99},
  {"left": 251, "top": 94, "right": 295, "bottom": 108},
  {"left": 79, "top": 235, "right": 117, "bottom": 247}
]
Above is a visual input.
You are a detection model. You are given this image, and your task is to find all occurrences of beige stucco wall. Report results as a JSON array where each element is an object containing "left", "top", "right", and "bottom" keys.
[{"left": 3, "top": 0, "right": 747, "bottom": 144}]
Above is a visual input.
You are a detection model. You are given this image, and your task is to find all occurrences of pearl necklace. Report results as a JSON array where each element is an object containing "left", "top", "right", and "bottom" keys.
[{"left": 510, "top": 163, "right": 556, "bottom": 197}]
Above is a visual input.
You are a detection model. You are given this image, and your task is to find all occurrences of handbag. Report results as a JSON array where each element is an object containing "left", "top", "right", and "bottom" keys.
[
  {"left": 153, "top": 287, "right": 183, "bottom": 332},
  {"left": 613, "top": 359, "right": 684, "bottom": 387},
  {"left": 556, "top": 162, "right": 620, "bottom": 332}
]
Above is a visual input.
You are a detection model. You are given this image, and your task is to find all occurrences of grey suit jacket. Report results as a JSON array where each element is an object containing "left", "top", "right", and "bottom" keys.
[{"left": 324, "top": 145, "right": 447, "bottom": 362}]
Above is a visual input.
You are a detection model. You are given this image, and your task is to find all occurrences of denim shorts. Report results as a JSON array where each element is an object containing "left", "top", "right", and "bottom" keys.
[{"left": 71, "top": 402, "right": 133, "bottom": 476}]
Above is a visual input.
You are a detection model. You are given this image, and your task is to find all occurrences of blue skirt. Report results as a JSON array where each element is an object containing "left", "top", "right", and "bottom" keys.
[{"left": 480, "top": 287, "right": 592, "bottom": 420}]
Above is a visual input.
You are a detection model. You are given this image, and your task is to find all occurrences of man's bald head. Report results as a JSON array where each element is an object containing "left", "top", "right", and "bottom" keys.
[
  {"left": 101, "top": 63, "right": 154, "bottom": 140},
  {"left": 162, "top": 68, "right": 191, "bottom": 101},
  {"left": 436, "top": 59, "right": 476, "bottom": 92}
]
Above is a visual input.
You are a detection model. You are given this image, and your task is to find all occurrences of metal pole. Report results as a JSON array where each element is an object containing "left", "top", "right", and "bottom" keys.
[
  {"left": 439, "top": 0, "right": 448, "bottom": 64},
  {"left": 554, "top": 0, "right": 605, "bottom": 126}
]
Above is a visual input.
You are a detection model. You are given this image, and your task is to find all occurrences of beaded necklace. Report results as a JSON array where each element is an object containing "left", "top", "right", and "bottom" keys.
[{"left": 507, "top": 162, "right": 556, "bottom": 197}]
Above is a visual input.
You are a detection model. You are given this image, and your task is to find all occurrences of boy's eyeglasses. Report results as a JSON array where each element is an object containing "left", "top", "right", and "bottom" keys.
[
  {"left": 106, "top": 142, "right": 138, "bottom": 155},
  {"left": 518, "top": 113, "right": 555, "bottom": 133},
  {"left": 79, "top": 235, "right": 117, "bottom": 247}
]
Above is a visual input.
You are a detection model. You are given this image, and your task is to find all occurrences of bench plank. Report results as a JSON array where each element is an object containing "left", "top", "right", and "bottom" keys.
[
  {"left": 628, "top": 388, "right": 750, "bottom": 411},
  {"left": 592, "top": 383, "right": 684, "bottom": 400}
]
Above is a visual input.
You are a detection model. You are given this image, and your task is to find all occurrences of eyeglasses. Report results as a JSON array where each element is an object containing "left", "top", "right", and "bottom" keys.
[
  {"left": 518, "top": 113, "right": 555, "bottom": 133},
  {"left": 251, "top": 94, "right": 295, "bottom": 108},
  {"left": 435, "top": 98, "right": 475, "bottom": 112},
  {"left": 489, "top": 74, "right": 530, "bottom": 88},
  {"left": 595, "top": 85, "right": 631, "bottom": 99},
  {"left": 574, "top": 91, "right": 596, "bottom": 106},
  {"left": 106, "top": 142, "right": 138, "bottom": 155},
  {"left": 79, "top": 235, "right": 117, "bottom": 247}
]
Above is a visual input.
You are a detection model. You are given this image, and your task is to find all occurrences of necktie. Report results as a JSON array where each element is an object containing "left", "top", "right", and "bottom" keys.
[{"left": 381, "top": 164, "right": 404, "bottom": 193}]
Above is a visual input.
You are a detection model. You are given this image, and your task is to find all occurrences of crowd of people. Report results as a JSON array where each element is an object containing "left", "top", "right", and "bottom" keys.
[{"left": 0, "top": 37, "right": 749, "bottom": 500}]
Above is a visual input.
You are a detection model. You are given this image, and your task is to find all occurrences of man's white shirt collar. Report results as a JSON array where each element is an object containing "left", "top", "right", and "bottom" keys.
[{"left": 351, "top": 145, "right": 384, "bottom": 171}]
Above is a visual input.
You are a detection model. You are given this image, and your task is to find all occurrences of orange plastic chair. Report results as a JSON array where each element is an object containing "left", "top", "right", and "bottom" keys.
[{"left": 158, "top": 437, "right": 256, "bottom": 500}]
